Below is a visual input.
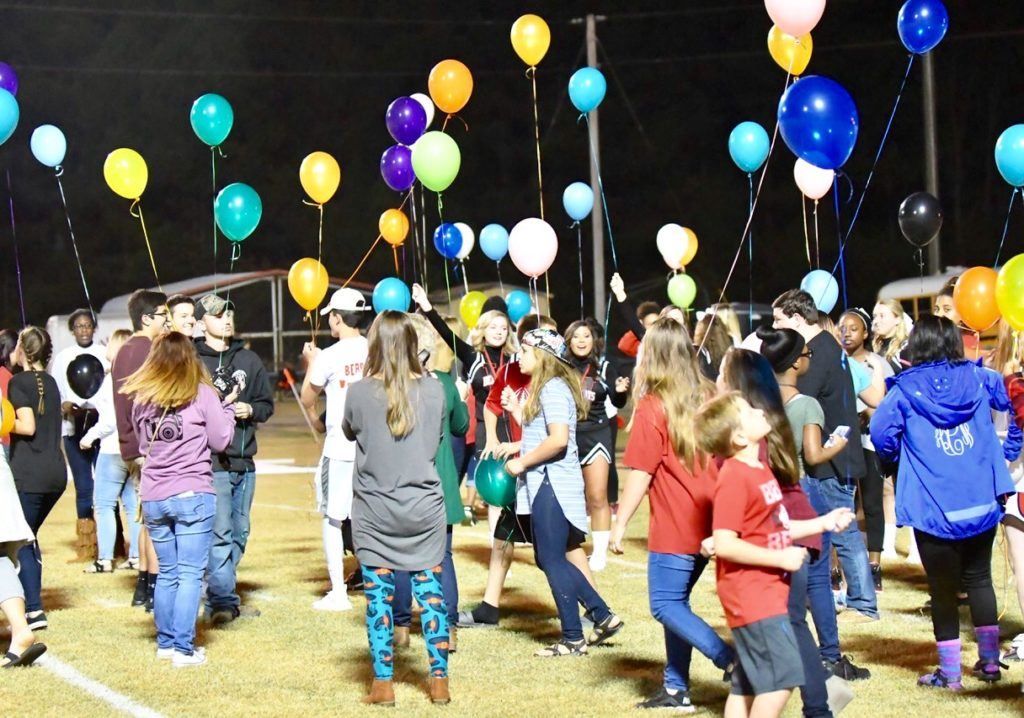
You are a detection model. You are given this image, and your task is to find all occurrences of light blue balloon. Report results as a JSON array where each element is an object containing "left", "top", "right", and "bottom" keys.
[
  {"left": 479, "top": 223, "right": 509, "bottom": 262},
  {"left": 0, "top": 89, "right": 19, "bottom": 145},
  {"left": 995, "top": 124, "right": 1024, "bottom": 188},
  {"left": 568, "top": 67, "right": 606, "bottom": 114},
  {"left": 214, "top": 182, "right": 262, "bottom": 242},
  {"left": 30, "top": 124, "right": 67, "bottom": 167},
  {"left": 505, "top": 290, "right": 532, "bottom": 324},
  {"left": 372, "top": 277, "right": 411, "bottom": 313},
  {"left": 728, "top": 121, "right": 770, "bottom": 174},
  {"left": 562, "top": 182, "right": 594, "bottom": 222},
  {"left": 800, "top": 270, "right": 839, "bottom": 314}
]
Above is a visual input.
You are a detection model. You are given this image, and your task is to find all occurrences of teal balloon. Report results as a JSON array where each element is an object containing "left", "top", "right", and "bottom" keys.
[
  {"left": 372, "top": 277, "right": 411, "bottom": 312},
  {"left": 505, "top": 290, "right": 531, "bottom": 324},
  {"left": 800, "top": 270, "right": 839, "bottom": 313},
  {"left": 475, "top": 457, "right": 516, "bottom": 507},
  {"left": 728, "top": 121, "right": 770, "bottom": 173},
  {"left": 568, "top": 67, "right": 606, "bottom": 114},
  {"left": 214, "top": 182, "right": 262, "bottom": 242},
  {"left": 0, "top": 89, "right": 18, "bottom": 145},
  {"left": 667, "top": 274, "right": 697, "bottom": 309},
  {"left": 190, "top": 93, "right": 234, "bottom": 147},
  {"left": 995, "top": 125, "right": 1024, "bottom": 188}
]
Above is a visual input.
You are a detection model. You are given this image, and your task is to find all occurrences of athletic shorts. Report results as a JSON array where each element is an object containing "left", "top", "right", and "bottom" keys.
[
  {"left": 316, "top": 456, "right": 354, "bottom": 525},
  {"left": 730, "top": 615, "right": 804, "bottom": 696},
  {"left": 577, "top": 426, "right": 613, "bottom": 467},
  {"left": 1002, "top": 463, "right": 1024, "bottom": 532},
  {"left": 492, "top": 507, "right": 586, "bottom": 549}
]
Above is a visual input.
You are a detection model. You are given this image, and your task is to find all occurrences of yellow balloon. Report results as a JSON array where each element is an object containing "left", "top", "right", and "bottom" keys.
[
  {"left": 103, "top": 148, "right": 148, "bottom": 200},
  {"left": 379, "top": 209, "right": 409, "bottom": 247},
  {"left": 511, "top": 14, "right": 551, "bottom": 67},
  {"left": 767, "top": 25, "right": 812, "bottom": 76},
  {"left": 680, "top": 228, "right": 699, "bottom": 267},
  {"left": 299, "top": 151, "right": 341, "bottom": 205},
  {"left": 1, "top": 398, "right": 14, "bottom": 438},
  {"left": 996, "top": 254, "right": 1024, "bottom": 331},
  {"left": 288, "top": 257, "right": 330, "bottom": 312},
  {"left": 460, "top": 291, "right": 487, "bottom": 328}
]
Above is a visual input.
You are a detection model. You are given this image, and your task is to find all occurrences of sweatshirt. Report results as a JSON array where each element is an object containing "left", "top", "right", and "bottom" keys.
[
  {"left": 111, "top": 335, "right": 152, "bottom": 461},
  {"left": 81, "top": 374, "right": 119, "bottom": 454}
]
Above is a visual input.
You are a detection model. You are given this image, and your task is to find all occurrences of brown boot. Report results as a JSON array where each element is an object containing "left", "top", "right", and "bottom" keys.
[
  {"left": 428, "top": 676, "right": 450, "bottom": 705},
  {"left": 361, "top": 679, "right": 395, "bottom": 706},
  {"left": 394, "top": 626, "right": 410, "bottom": 649},
  {"left": 68, "top": 519, "right": 95, "bottom": 563},
  {"left": 448, "top": 627, "right": 457, "bottom": 654}
]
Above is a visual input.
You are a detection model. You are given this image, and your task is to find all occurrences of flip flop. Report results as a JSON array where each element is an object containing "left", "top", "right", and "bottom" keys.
[{"left": 2, "top": 643, "right": 47, "bottom": 668}]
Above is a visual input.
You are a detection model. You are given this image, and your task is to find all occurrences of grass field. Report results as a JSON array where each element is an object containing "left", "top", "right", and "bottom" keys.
[{"left": 2, "top": 403, "right": 1023, "bottom": 717}]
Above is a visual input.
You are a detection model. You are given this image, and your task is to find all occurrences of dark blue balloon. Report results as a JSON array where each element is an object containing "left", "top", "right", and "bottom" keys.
[
  {"left": 385, "top": 96, "right": 427, "bottom": 146},
  {"left": 777, "top": 76, "right": 859, "bottom": 170},
  {"left": 380, "top": 144, "right": 415, "bottom": 192},
  {"left": 433, "top": 223, "right": 463, "bottom": 260},
  {"left": 897, "top": 0, "right": 949, "bottom": 55}
]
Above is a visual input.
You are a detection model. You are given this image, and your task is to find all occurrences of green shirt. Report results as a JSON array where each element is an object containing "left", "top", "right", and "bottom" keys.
[
  {"left": 433, "top": 371, "right": 469, "bottom": 524},
  {"left": 784, "top": 393, "right": 825, "bottom": 477}
]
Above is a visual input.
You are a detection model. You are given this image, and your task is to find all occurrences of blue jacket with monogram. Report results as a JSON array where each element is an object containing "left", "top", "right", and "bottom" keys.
[{"left": 870, "top": 360, "right": 1021, "bottom": 540}]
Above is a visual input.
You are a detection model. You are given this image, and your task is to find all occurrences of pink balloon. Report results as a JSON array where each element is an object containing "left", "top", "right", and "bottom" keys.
[
  {"left": 764, "top": 0, "right": 826, "bottom": 37},
  {"left": 793, "top": 158, "right": 834, "bottom": 200},
  {"left": 508, "top": 218, "right": 558, "bottom": 278}
]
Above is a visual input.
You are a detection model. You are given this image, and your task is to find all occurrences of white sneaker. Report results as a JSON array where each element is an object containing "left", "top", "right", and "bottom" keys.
[
  {"left": 172, "top": 647, "right": 207, "bottom": 668},
  {"left": 588, "top": 554, "right": 607, "bottom": 572},
  {"left": 156, "top": 647, "right": 174, "bottom": 660},
  {"left": 312, "top": 591, "right": 353, "bottom": 612}
]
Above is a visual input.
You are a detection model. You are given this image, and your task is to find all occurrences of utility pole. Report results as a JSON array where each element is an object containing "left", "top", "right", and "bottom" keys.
[{"left": 922, "top": 51, "right": 941, "bottom": 274}]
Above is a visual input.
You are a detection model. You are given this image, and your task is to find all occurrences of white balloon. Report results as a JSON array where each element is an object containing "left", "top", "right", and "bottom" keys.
[
  {"left": 656, "top": 223, "right": 685, "bottom": 270},
  {"left": 454, "top": 222, "right": 475, "bottom": 260},
  {"left": 793, "top": 158, "right": 834, "bottom": 200},
  {"left": 508, "top": 218, "right": 558, "bottom": 278},
  {"left": 411, "top": 93, "right": 435, "bottom": 129}
]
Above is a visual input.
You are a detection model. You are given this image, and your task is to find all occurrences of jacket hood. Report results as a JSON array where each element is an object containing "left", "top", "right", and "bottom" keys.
[
  {"left": 195, "top": 337, "right": 244, "bottom": 362},
  {"left": 890, "top": 361, "right": 983, "bottom": 429}
]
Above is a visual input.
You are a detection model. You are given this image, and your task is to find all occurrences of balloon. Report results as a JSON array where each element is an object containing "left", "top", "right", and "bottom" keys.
[
  {"left": 800, "top": 269, "right": 839, "bottom": 313},
  {"left": 793, "top": 158, "right": 834, "bottom": 200},
  {"left": 411, "top": 131, "right": 460, "bottom": 193},
  {"left": 508, "top": 218, "right": 558, "bottom": 278},
  {"left": 510, "top": 14, "right": 551, "bottom": 67},
  {"left": 411, "top": 92, "right": 435, "bottom": 129},
  {"left": 728, "top": 122, "right": 770, "bottom": 173},
  {"left": 667, "top": 274, "right": 697, "bottom": 310},
  {"left": 995, "top": 125, "right": 1024, "bottom": 188},
  {"left": 214, "top": 182, "right": 262, "bottom": 242},
  {"left": 897, "top": 0, "right": 949, "bottom": 55},
  {"left": 474, "top": 456, "right": 516, "bottom": 507},
  {"left": 764, "top": 0, "right": 826, "bottom": 37},
  {"left": 778, "top": 75, "right": 859, "bottom": 170},
  {"left": 380, "top": 144, "right": 415, "bottom": 192},
  {"left": 0, "top": 398, "right": 13, "bottom": 438},
  {"left": 562, "top": 182, "right": 594, "bottom": 222},
  {"left": 767, "top": 25, "right": 813, "bottom": 75},
  {"left": 505, "top": 290, "right": 532, "bottom": 324},
  {"left": 30, "top": 125, "right": 67, "bottom": 168},
  {"left": 656, "top": 224, "right": 698, "bottom": 270},
  {"left": 103, "top": 148, "right": 148, "bottom": 200},
  {"left": 67, "top": 354, "right": 104, "bottom": 400},
  {"left": 433, "top": 223, "right": 463, "bottom": 260},
  {"left": 568, "top": 67, "right": 606, "bottom": 114},
  {"left": 385, "top": 96, "right": 427, "bottom": 146},
  {"left": 299, "top": 151, "right": 341, "bottom": 205},
  {"left": 0, "top": 89, "right": 19, "bottom": 146},
  {"left": 372, "top": 277, "right": 411, "bottom": 313},
  {"left": 287, "top": 258, "right": 329, "bottom": 311},
  {"left": 897, "top": 191, "right": 942, "bottom": 248},
  {"left": 953, "top": 266, "right": 1001, "bottom": 333},
  {"left": 480, "top": 224, "right": 509, "bottom": 262},
  {"left": 996, "top": 254, "right": 1024, "bottom": 332},
  {"left": 454, "top": 222, "right": 475, "bottom": 260},
  {"left": 428, "top": 59, "right": 473, "bottom": 115},
  {"left": 379, "top": 208, "right": 410, "bottom": 247},
  {"left": 0, "top": 62, "right": 17, "bottom": 96},
  {"left": 189, "top": 93, "right": 234, "bottom": 147},
  {"left": 460, "top": 291, "right": 487, "bottom": 327}
]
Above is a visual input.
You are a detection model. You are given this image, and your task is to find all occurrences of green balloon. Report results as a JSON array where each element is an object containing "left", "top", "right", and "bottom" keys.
[
  {"left": 474, "top": 456, "right": 516, "bottom": 508},
  {"left": 411, "top": 130, "right": 461, "bottom": 192},
  {"left": 667, "top": 273, "right": 696, "bottom": 309}
]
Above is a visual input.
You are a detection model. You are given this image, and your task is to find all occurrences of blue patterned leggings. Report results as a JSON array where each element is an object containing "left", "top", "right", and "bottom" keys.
[{"left": 362, "top": 566, "right": 449, "bottom": 680}]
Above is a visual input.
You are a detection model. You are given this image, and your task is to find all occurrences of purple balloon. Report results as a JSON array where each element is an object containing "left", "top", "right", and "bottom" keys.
[
  {"left": 380, "top": 144, "right": 416, "bottom": 192},
  {"left": 385, "top": 96, "right": 427, "bottom": 146},
  {"left": 0, "top": 62, "right": 17, "bottom": 96}
]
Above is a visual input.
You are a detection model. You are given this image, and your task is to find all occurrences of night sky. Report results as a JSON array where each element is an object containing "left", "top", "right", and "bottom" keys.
[{"left": 2, "top": 0, "right": 1023, "bottom": 335}]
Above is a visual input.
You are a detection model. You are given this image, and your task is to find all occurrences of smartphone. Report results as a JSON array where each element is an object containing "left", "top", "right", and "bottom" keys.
[{"left": 824, "top": 425, "right": 851, "bottom": 448}]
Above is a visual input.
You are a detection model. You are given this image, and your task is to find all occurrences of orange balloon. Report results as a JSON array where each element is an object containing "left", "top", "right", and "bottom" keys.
[
  {"left": 680, "top": 228, "right": 699, "bottom": 267},
  {"left": 1, "top": 398, "right": 14, "bottom": 437},
  {"left": 288, "top": 258, "right": 329, "bottom": 312},
  {"left": 379, "top": 208, "right": 410, "bottom": 247},
  {"left": 953, "top": 266, "right": 1001, "bottom": 332},
  {"left": 428, "top": 59, "right": 473, "bottom": 115}
]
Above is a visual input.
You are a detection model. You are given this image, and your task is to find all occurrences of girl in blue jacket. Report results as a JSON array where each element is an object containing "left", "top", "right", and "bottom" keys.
[{"left": 870, "top": 316, "right": 1021, "bottom": 690}]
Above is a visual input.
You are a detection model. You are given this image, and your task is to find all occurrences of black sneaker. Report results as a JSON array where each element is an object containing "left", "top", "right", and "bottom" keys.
[
  {"left": 825, "top": 654, "right": 871, "bottom": 681},
  {"left": 636, "top": 686, "right": 696, "bottom": 712},
  {"left": 131, "top": 574, "right": 148, "bottom": 607},
  {"left": 871, "top": 563, "right": 883, "bottom": 592},
  {"left": 457, "top": 603, "right": 499, "bottom": 629},
  {"left": 26, "top": 612, "right": 47, "bottom": 631}
]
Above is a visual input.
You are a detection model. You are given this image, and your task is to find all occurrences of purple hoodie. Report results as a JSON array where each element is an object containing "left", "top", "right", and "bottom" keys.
[{"left": 132, "top": 383, "right": 236, "bottom": 502}]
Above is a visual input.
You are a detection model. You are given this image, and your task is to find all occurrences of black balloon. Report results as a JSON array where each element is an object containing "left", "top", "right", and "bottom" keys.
[
  {"left": 898, "top": 191, "right": 943, "bottom": 248},
  {"left": 67, "top": 354, "right": 104, "bottom": 399}
]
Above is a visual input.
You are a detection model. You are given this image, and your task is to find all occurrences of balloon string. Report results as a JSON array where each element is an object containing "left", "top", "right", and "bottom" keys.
[
  {"left": 813, "top": 200, "right": 821, "bottom": 268},
  {"left": 496, "top": 260, "right": 504, "bottom": 296},
  {"left": 5, "top": 169, "right": 26, "bottom": 327},
  {"left": 994, "top": 187, "right": 1019, "bottom": 267},
  {"left": 129, "top": 200, "right": 162, "bottom": 292},
  {"left": 576, "top": 222, "right": 584, "bottom": 319},
  {"left": 53, "top": 170, "right": 95, "bottom": 320},
  {"left": 460, "top": 261, "right": 470, "bottom": 294},
  {"left": 583, "top": 114, "right": 619, "bottom": 271},
  {"left": 833, "top": 175, "right": 848, "bottom": 311},
  {"left": 544, "top": 272, "right": 550, "bottom": 309},
  {"left": 393, "top": 246, "right": 400, "bottom": 274},
  {"left": 304, "top": 310, "right": 316, "bottom": 346},
  {"left": 443, "top": 257, "right": 456, "bottom": 350},
  {"left": 747, "top": 172, "right": 754, "bottom": 335},
  {"left": 419, "top": 184, "right": 429, "bottom": 293},
  {"left": 831, "top": 52, "right": 916, "bottom": 277},
  {"left": 528, "top": 66, "right": 545, "bottom": 220},
  {"left": 916, "top": 248, "right": 925, "bottom": 293},
  {"left": 216, "top": 243, "right": 242, "bottom": 369},
  {"left": 211, "top": 147, "right": 218, "bottom": 293},
  {"left": 801, "top": 195, "right": 812, "bottom": 270},
  {"left": 342, "top": 235, "right": 383, "bottom": 289}
]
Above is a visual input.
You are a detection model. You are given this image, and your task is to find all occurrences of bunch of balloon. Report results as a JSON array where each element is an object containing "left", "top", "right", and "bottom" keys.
[
  {"left": 0, "top": 61, "right": 24, "bottom": 326},
  {"left": 994, "top": 125, "right": 1024, "bottom": 265},
  {"left": 190, "top": 93, "right": 234, "bottom": 278},
  {"left": 658, "top": 224, "right": 700, "bottom": 312},
  {"left": 288, "top": 257, "right": 330, "bottom": 341},
  {"left": 479, "top": 223, "right": 510, "bottom": 292},
  {"left": 509, "top": 218, "right": 557, "bottom": 314},
  {"left": 103, "top": 147, "right": 162, "bottom": 289},
  {"left": 793, "top": 159, "right": 834, "bottom": 268},
  {"left": 299, "top": 151, "right": 341, "bottom": 274},
  {"left": 563, "top": 182, "right": 594, "bottom": 318},
  {"left": 511, "top": 14, "right": 552, "bottom": 218}
]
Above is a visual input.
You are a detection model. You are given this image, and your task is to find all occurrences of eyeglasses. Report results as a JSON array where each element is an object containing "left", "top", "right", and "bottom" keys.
[
  {"left": 148, "top": 311, "right": 169, "bottom": 319},
  {"left": 800, "top": 349, "right": 814, "bottom": 359}
]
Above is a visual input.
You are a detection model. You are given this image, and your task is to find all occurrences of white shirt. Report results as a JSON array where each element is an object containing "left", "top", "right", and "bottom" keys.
[
  {"left": 308, "top": 336, "right": 368, "bottom": 461},
  {"left": 49, "top": 342, "right": 109, "bottom": 437},
  {"left": 80, "top": 374, "right": 119, "bottom": 454}
]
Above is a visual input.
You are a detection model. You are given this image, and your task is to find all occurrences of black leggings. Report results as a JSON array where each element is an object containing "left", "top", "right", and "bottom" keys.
[
  {"left": 857, "top": 448, "right": 885, "bottom": 554},
  {"left": 915, "top": 527, "right": 998, "bottom": 641}
]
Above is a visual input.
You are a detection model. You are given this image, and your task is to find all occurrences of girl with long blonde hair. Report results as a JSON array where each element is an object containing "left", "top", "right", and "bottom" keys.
[{"left": 872, "top": 299, "right": 910, "bottom": 373}]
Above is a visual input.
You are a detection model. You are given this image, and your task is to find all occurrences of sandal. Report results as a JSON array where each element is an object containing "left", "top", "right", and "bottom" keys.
[
  {"left": 534, "top": 638, "right": 587, "bottom": 657},
  {"left": 587, "top": 613, "right": 624, "bottom": 647},
  {"left": 83, "top": 560, "right": 114, "bottom": 574},
  {"left": 2, "top": 643, "right": 47, "bottom": 668}
]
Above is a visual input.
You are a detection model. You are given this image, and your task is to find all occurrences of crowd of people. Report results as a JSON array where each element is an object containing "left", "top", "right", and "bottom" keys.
[{"left": 1, "top": 271, "right": 1023, "bottom": 716}]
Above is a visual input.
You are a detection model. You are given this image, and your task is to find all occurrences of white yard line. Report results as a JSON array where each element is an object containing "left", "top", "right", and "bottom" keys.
[
  {"left": 253, "top": 502, "right": 312, "bottom": 513},
  {"left": 38, "top": 653, "right": 167, "bottom": 718}
]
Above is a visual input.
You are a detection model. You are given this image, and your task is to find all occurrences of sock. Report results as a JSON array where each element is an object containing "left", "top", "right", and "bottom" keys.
[
  {"left": 322, "top": 519, "right": 346, "bottom": 594},
  {"left": 664, "top": 687, "right": 679, "bottom": 696},
  {"left": 936, "top": 638, "right": 962, "bottom": 682},
  {"left": 975, "top": 625, "right": 1000, "bottom": 663},
  {"left": 411, "top": 566, "right": 449, "bottom": 678},
  {"left": 472, "top": 601, "right": 499, "bottom": 623},
  {"left": 591, "top": 531, "right": 610, "bottom": 563},
  {"left": 882, "top": 524, "right": 897, "bottom": 553}
]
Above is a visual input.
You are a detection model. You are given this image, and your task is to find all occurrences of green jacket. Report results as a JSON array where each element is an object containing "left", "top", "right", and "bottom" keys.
[{"left": 433, "top": 371, "right": 469, "bottom": 525}]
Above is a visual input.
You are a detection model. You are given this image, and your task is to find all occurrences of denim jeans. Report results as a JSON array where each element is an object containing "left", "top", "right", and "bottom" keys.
[
  {"left": 394, "top": 527, "right": 458, "bottom": 626},
  {"left": 801, "top": 478, "right": 842, "bottom": 663},
  {"left": 648, "top": 552, "right": 734, "bottom": 692},
  {"left": 16, "top": 490, "right": 64, "bottom": 613},
  {"left": 206, "top": 470, "right": 256, "bottom": 612},
  {"left": 789, "top": 558, "right": 833, "bottom": 718},
  {"left": 144, "top": 492, "right": 216, "bottom": 655},
  {"left": 93, "top": 452, "right": 140, "bottom": 561},
  {"left": 806, "top": 475, "right": 878, "bottom": 618},
  {"left": 64, "top": 435, "right": 97, "bottom": 519}
]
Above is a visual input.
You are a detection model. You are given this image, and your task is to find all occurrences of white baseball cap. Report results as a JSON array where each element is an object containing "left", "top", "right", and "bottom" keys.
[{"left": 320, "top": 288, "right": 371, "bottom": 315}]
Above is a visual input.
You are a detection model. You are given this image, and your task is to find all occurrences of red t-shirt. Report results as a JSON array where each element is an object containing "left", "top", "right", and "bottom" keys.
[
  {"left": 485, "top": 360, "right": 530, "bottom": 442},
  {"left": 617, "top": 331, "right": 640, "bottom": 358},
  {"left": 623, "top": 394, "right": 717, "bottom": 554},
  {"left": 713, "top": 457, "right": 792, "bottom": 628}
]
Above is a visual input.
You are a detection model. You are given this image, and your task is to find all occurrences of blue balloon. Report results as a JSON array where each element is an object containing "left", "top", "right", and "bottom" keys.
[
  {"left": 214, "top": 182, "right": 262, "bottom": 242},
  {"left": 480, "top": 224, "right": 509, "bottom": 262},
  {"left": 897, "top": 0, "right": 949, "bottom": 54},
  {"left": 190, "top": 93, "right": 234, "bottom": 147},
  {"left": 778, "top": 76, "right": 859, "bottom": 170},
  {"left": 995, "top": 125, "right": 1024, "bottom": 188},
  {"left": 505, "top": 290, "right": 532, "bottom": 324},
  {"left": 728, "top": 122, "right": 770, "bottom": 174},
  {"left": 433, "top": 223, "right": 463, "bottom": 260},
  {"left": 568, "top": 67, "right": 606, "bottom": 114},
  {"left": 562, "top": 182, "right": 594, "bottom": 222},
  {"left": 800, "top": 270, "right": 839, "bottom": 314},
  {"left": 0, "top": 89, "right": 18, "bottom": 146},
  {"left": 30, "top": 124, "right": 67, "bottom": 167},
  {"left": 372, "top": 277, "right": 411, "bottom": 313}
]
